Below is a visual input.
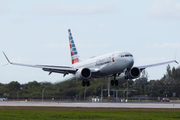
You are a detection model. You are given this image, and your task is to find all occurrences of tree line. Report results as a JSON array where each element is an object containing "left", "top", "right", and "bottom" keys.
[{"left": 0, "top": 65, "right": 180, "bottom": 99}]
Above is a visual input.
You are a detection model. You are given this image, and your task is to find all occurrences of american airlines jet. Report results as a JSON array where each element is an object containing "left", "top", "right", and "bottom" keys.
[{"left": 3, "top": 29, "right": 178, "bottom": 86}]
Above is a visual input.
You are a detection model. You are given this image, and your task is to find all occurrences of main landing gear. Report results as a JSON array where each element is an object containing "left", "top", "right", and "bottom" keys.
[
  {"left": 111, "top": 75, "right": 118, "bottom": 86},
  {"left": 82, "top": 80, "right": 90, "bottom": 87}
]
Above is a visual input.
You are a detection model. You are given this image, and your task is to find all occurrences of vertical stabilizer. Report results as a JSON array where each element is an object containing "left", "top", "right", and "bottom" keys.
[{"left": 68, "top": 29, "right": 79, "bottom": 64}]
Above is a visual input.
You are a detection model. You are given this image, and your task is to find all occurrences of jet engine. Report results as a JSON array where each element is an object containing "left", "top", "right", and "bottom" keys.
[
  {"left": 124, "top": 67, "right": 141, "bottom": 79},
  {"left": 75, "top": 68, "right": 92, "bottom": 80}
]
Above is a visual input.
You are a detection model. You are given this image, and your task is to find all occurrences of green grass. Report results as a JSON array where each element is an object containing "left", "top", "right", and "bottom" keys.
[{"left": 0, "top": 107, "right": 180, "bottom": 120}]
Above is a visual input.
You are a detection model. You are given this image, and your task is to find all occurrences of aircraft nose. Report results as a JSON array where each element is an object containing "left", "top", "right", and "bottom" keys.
[{"left": 126, "top": 57, "right": 134, "bottom": 68}]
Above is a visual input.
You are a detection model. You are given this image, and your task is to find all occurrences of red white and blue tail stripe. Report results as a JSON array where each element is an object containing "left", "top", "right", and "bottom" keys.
[{"left": 68, "top": 29, "right": 79, "bottom": 64}]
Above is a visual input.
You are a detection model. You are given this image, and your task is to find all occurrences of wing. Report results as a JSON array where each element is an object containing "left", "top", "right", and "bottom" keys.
[
  {"left": 3, "top": 52, "right": 77, "bottom": 76},
  {"left": 137, "top": 60, "right": 178, "bottom": 70}
]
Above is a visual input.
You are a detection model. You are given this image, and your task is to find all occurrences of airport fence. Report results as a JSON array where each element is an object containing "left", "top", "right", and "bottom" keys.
[{"left": 4, "top": 96, "right": 180, "bottom": 103}]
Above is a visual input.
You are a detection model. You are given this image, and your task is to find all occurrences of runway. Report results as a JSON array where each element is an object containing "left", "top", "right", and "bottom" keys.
[{"left": 1, "top": 101, "right": 180, "bottom": 108}]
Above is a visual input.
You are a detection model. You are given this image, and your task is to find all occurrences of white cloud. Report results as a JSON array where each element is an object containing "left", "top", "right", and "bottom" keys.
[
  {"left": 147, "top": 0, "right": 180, "bottom": 18},
  {"left": 25, "top": 2, "right": 118, "bottom": 15},
  {"left": 148, "top": 42, "right": 180, "bottom": 49}
]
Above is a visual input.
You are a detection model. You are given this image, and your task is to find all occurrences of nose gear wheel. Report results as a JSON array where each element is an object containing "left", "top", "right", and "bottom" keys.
[{"left": 82, "top": 80, "right": 90, "bottom": 87}]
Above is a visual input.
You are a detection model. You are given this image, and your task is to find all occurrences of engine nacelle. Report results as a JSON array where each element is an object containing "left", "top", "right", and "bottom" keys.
[
  {"left": 124, "top": 67, "right": 141, "bottom": 79},
  {"left": 75, "top": 68, "right": 92, "bottom": 80}
]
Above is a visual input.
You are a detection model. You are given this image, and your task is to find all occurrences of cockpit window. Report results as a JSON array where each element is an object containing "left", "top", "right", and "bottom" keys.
[
  {"left": 125, "top": 54, "right": 133, "bottom": 57},
  {"left": 121, "top": 54, "right": 133, "bottom": 57}
]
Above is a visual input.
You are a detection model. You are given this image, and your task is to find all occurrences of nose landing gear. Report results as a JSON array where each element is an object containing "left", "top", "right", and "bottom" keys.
[{"left": 82, "top": 80, "right": 90, "bottom": 87}]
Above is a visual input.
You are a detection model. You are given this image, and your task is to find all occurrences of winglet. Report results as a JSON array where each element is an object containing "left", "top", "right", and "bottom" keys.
[
  {"left": 175, "top": 60, "right": 179, "bottom": 64},
  {"left": 174, "top": 50, "right": 179, "bottom": 64},
  {"left": 2, "top": 51, "right": 11, "bottom": 64}
]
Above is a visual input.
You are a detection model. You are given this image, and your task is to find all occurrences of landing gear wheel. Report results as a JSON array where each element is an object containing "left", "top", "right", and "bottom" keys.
[
  {"left": 86, "top": 80, "right": 90, "bottom": 86},
  {"left": 111, "top": 80, "right": 114, "bottom": 86},
  {"left": 82, "top": 80, "right": 85, "bottom": 87},
  {"left": 115, "top": 80, "right": 118, "bottom": 86}
]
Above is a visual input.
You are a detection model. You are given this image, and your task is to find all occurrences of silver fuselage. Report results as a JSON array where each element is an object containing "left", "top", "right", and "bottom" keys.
[{"left": 73, "top": 51, "right": 134, "bottom": 78}]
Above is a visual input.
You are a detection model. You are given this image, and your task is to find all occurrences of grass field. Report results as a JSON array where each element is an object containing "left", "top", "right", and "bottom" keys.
[{"left": 0, "top": 106, "right": 180, "bottom": 120}]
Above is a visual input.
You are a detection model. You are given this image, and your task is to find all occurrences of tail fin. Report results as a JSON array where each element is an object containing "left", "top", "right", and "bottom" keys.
[{"left": 68, "top": 29, "right": 80, "bottom": 64}]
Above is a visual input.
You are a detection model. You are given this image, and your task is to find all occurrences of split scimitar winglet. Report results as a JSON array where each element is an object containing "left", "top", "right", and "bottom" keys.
[{"left": 2, "top": 51, "right": 12, "bottom": 64}]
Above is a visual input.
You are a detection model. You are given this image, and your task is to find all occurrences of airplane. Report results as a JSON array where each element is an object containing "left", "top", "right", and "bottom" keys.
[{"left": 3, "top": 29, "right": 179, "bottom": 86}]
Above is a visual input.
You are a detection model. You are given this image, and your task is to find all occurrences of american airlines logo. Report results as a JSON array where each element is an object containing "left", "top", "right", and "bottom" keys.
[{"left": 96, "top": 57, "right": 112, "bottom": 66}]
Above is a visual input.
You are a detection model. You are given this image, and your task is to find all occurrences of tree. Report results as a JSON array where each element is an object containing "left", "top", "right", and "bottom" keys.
[
  {"left": 166, "top": 64, "right": 172, "bottom": 77},
  {"left": 133, "top": 70, "right": 148, "bottom": 94},
  {"left": 7, "top": 81, "right": 20, "bottom": 91},
  {"left": 27, "top": 81, "right": 40, "bottom": 88},
  {"left": 141, "top": 69, "right": 149, "bottom": 79},
  {"left": 164, "top": 75, "right": 175, "bottom": 85},
  {"left": 172, "top": 67, "right": 176, "bottom": 79}
]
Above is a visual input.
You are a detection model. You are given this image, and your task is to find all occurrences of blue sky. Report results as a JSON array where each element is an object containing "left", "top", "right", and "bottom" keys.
[{"left": 0, "top": 0, "right": 180, "bottom": 84}]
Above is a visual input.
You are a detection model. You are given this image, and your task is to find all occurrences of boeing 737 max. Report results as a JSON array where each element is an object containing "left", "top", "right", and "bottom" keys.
[{"left": 3, "top": 29, "right": 178, "bottom": 86}]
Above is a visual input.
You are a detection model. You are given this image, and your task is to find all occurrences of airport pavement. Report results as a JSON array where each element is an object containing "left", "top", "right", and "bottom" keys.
[{"left": 0, "top": 101, "right": 180, "bottom": 108}]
